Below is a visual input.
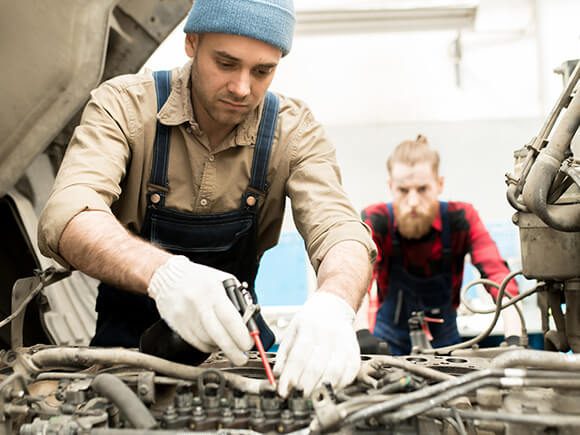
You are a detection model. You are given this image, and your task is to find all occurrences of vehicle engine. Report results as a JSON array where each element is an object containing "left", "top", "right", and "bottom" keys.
[
  {"left": 1, "top": 60, "right": 579, "bottom": 433},
  {"left": 1, "top": 2, "right": 580, "bottom": 434},
  {"left": 1, "top": 336, "right": 580, "bottom": 434}
]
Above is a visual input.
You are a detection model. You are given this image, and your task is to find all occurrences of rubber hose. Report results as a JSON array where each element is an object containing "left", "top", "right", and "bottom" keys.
[{"left": 91, "top": 373, "right": 157, "bottom": 429}]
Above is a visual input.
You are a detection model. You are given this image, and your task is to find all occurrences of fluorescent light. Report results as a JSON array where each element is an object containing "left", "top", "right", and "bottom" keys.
[{"left": 295, "top": 0, "right": 479, "bottom": 34}]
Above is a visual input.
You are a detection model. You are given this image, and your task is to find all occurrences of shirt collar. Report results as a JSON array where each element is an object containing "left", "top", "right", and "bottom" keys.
[
  {"left": 156, "top": 60, "right": 262, "bottom": 148},
  {"left": 156, "top": 61, "right": 195, "bottom": 127}
]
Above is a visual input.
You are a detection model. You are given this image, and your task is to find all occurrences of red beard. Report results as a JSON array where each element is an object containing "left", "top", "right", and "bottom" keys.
[{"left": 394, "top": 201, "right": 438, "bottom": 239}]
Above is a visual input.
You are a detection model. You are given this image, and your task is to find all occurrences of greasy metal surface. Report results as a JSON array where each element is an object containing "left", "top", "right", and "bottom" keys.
[
  {"left": 515, "top": 212, "right": 580, "bottom": 279},
  {"left": 520, "top": 65, "right": 580, "bottom": 231},
  {"left": 0, "top": 0, "right": 118, "bottom": 197},
  {"left": 0, "top": 0, "right": 192, "bottom": 197},
  {"left": 7, "top": 346, "right": 580, "bottom": 434},
  {"left": 397, "top": 353, "right": 489, "bottom": 374},
  {"left": 118, "top": 0, "right": 192, "bottom": 43}
]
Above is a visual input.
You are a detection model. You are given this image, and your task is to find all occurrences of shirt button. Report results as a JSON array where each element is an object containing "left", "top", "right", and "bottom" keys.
[
  {"left": 186, "top": 126, "right": 193, "bottom": 134},
  {"left": 208, "top": 155, "right": 215, "bottom": 162},
  {"left": 200, "top": 198, "right": 208, "bottom": 206}
]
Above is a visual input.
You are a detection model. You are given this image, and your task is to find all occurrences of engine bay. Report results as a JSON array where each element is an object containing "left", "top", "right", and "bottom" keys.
[{"left": 2, "top": 344, "right": 580, "bottom": 434}]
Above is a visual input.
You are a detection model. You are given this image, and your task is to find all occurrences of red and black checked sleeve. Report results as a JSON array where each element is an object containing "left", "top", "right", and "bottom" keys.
[
  {"left": 361, "top": 203, "right": 392, "bottom": 301},
  {"left": 462, "top": 202, "right": 519, "bottom": 299}
]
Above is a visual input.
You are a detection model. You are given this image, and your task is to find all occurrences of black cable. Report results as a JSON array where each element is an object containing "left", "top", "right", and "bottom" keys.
[{"left": 423, "top": 270, "right": 525, "bottom": 354}]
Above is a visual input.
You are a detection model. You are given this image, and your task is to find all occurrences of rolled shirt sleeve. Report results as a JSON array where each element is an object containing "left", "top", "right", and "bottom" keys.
[
  {"left": 284, "top": 105, "right": 376, "bottom": 271},
  {"left": 465, "top": 204, "right": 519, "bottom": 299},
  {"left": 38, "top": 83, "right": 133, "bottom": 267}
]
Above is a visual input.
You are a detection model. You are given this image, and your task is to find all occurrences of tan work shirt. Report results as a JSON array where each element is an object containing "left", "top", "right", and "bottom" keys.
[{"left": 38, "top": 61, "right": 376, "bottom": 270}]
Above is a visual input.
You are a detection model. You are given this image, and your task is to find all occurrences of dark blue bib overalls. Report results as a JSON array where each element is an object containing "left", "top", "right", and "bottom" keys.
[
  {"left": 91, "top": 71, "right": 276, "bottom": 351},
  {"left": 373, "top": 202, "right": 461, "bottom": 355}
]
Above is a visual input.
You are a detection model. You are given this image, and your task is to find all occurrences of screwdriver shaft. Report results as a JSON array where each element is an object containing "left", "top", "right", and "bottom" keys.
[{"left": 250, "top": 331, "right": 276, "bottom": 386}]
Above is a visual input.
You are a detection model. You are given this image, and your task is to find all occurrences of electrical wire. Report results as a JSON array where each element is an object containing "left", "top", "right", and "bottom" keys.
[
  {"left": 0, "top": 277, "right": 44, "bottom": 330},
  {"left": 0, "top": 268, "right": 70, "bottom": 329},
  {"left": 330, "top": 368, "right": 495, "bottom": 431},
  {"left": 422, "top": 271, "right": 542, "bottom": 354},
  {"left": 452, "top": 408, "right": 468, "bottom": 435},
  {"left": 459, "top": 274, "right": 536, "bottom": 345},
  {"left": 340, "top": 368, "right": 580, "bottom": 429}
]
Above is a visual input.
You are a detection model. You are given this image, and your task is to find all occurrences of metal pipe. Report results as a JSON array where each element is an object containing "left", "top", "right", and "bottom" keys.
[
  {"left": 91, "top": 374, "right": 156, "bottom": 429},
  {"left": 564, "top": 280, "right": 580, "bottom": 352},
  {"left": 338, "top": 369, "right": 495, "bottom": 429},
  {"left": 560, "top": 161, "right": 580, "bottom": 188},
  {"left": 531, "top": 60, "right": 580, "bottom": 154},
  {"left": 514, "top": 62, "right": 580, "bottom": 194},
  {"left": 521, "top": 86, "right": 580, "bottom": 231},
  {"left": 428, "top": 407, "right": 580, "bottom": 427},
  {"left": 492, "top": 348, "right": 580, "bottom": 370},
  {"left": 359, "top": 355, "right": 453, "bottom": 383},
  {"left": 507, "top": 183, "right": 529, "bottom": 211},
  {"left": 331, "top": 368, "right": 579, "bottom": 432},
  {"left": 29, "top": 347, "right": 266, "bottom": 394},
  {"left": 369, "top": 373, "right": 580, "bottom": 425},
  {"left": 379, "top": 375, "right": 580, "bottom": 424}
]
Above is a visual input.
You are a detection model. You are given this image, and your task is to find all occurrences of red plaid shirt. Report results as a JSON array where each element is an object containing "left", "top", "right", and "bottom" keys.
[{"left": 361, "top": 201, "right": 518, "bottom": 308}]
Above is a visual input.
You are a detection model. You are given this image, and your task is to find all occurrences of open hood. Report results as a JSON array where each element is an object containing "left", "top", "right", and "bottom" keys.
[{"left": 0, "top": 0, "right": 191, "bottom": 196}]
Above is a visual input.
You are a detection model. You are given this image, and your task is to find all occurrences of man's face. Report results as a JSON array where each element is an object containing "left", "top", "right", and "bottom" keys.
[
  {"left": 185, "top": 33, "right": 281, "bottom": 131},
  {"left": 389, "top": 161, "right": 444, "bottom": 239}
]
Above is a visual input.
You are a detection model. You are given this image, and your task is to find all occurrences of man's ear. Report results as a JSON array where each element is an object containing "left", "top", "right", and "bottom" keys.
[{"left": 184, "top": 33, "right": 199, "bottom": 58}]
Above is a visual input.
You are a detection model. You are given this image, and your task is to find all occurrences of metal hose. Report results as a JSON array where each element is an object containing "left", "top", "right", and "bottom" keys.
[
  {"left": 91, "top": 373, "right": 157, "bottom": 429},
  {"left": 342, "top": 368, "right": 580, "bottom": 428},
  {"left": 29, "top": 347, "right": 266, "bottom": 394},
  {"left": 492, "top": 348, "right": 580, "bottom": 370},
  {"left": 521, "top": 86, "right": 580, "bottom": 231},
  {"left": 509, "top": 61, "right": 580, "bottom": 215},
  {"left": 427, "top": 407, "right": 580, "bottom": 427}
]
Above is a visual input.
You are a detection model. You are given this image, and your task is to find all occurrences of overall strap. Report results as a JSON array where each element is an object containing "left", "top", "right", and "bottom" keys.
[
  {"left": 245, "top": 92, "right": 279, "bottom": 207},
  {"left": 386, "top": 202, "right": 402, "bottom": 261},
  {"left": 148, "top": 70, "right": 172, "bottom": 207},
  {"left": 439, "top": 201, "right": 452, "bottom": 272}
]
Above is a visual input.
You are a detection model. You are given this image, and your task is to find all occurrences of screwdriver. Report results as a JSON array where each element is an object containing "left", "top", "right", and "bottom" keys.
[{"left": 223, "top": 279, "right": 276, "bottom": 386}]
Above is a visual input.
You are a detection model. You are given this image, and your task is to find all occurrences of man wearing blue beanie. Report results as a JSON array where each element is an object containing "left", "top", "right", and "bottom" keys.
[{"left": 39, "top": 0, "right": 376, "bottom": 399}]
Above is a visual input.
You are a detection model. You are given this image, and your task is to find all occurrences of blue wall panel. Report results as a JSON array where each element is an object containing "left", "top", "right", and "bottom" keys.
[{"left": 254, "top": 232, "right": 308, "bottom": 306}]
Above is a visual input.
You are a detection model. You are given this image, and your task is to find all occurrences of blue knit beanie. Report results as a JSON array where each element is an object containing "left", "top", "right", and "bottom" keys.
[{"left": 183, "top": 0, "right": 295, "bottom": 56}]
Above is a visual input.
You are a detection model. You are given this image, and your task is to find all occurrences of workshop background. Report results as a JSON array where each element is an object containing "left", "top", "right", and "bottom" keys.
[{"left": 145, "top": 0, "right": 579, "bottom": 340}]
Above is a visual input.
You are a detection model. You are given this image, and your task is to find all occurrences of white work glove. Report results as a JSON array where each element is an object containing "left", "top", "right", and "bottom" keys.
[
  {"left": 147, "top": 255, "right": 253, "bottom": 366},
  {"left": 273, "top": 291, "right": 361, "bottom": 398}
]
